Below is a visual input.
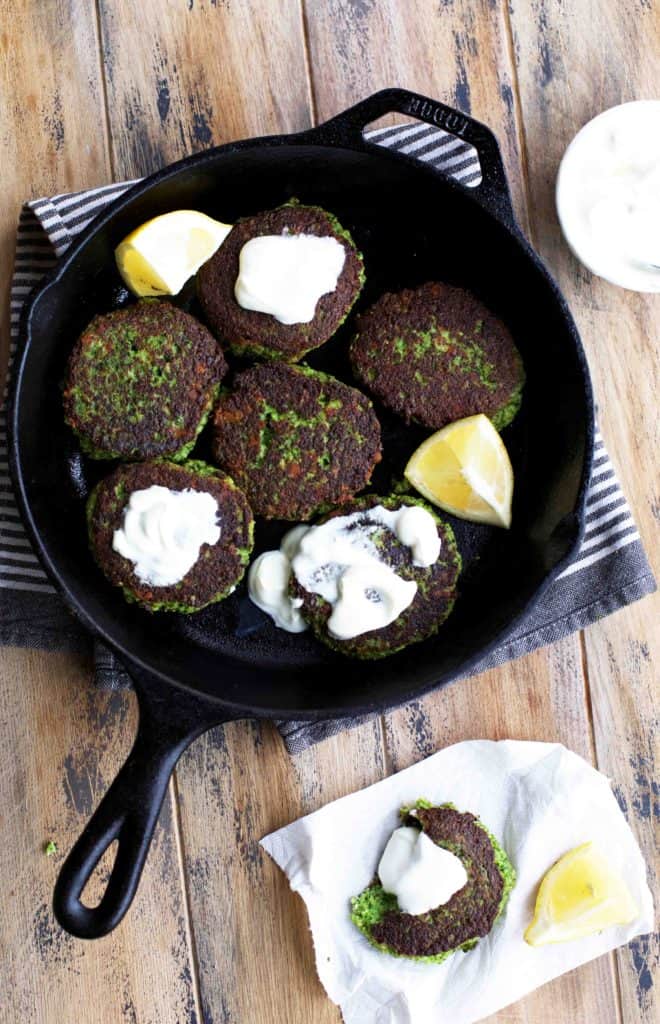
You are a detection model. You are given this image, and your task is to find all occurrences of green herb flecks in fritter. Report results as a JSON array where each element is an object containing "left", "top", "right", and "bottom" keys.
[
  {"left": 197, "top": 200, "right": 365, "bottom": 362},
  {"left": 351, "top": 801, "right": 516, "bottom": 961},
  {"left": 212, "top": 363, "right": 381, "bottom": 521},
  {"left": 350, "top": 282, "right": 525, "bottom": 432},
  {"left": 290, "top": 494, "right": 461, "bottom": 659},
  {"left": 87, "top": 459, "right": 253, "bottom": 613},
  {"left": 64, "top": 299, "right": 227, "bottom": 460}
]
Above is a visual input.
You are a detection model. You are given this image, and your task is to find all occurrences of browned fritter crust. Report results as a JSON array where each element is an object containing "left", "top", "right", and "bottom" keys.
[
  {"left": 371, "top": 806, "right": 505, "bottom": 956},
  {"left": 87, "top": 460, "right": 254, "bottom": 612},
  {"left": 211, "top": 363, "right": 382, "bottom": 521},
  {"left": 290, "top": 494, "right": 461, "bottom": 658},
  {"left": 63, "top": 300, "right": 227, "bottom": 460},
  {"left": 197, "top": 203, "right": 365, "bottom": 362},
  {"left": 350, "top": 282, "right": 525, "bottom": 431}
]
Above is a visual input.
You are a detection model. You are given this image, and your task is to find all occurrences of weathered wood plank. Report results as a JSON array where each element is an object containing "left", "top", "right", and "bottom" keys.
[
  {"left": 305, "top": 2, "right": 620, "bottom": 1021},
  {"left": 302, "top": 0, "right": 530, "bottom": 233},
  {"left": 95, "top": 5, "right": 384, "bottom": 1022},
  {"left": 585, "top": 603, "right": 659, "bottom": 1024},
  {"left": 0, "top": 0, "right": 111, "bottom": 389},
  {"left": 383, "top": 640, "right": 593, "bottom": 775},
  {"left": 176, "top": 719, "right": 386, "bottom": 1024},
  {"left": 0, "top": 649, "right": 199, "bottom": 1023},
  {"left": 0, "top": 2, "right": 199, "bottom": 1020},
  {"left": 97, "top": 0, "right": 313, "bottom": 178},
  {"left": 507, "top": 2, "right": 659, "bottom": 1021}
]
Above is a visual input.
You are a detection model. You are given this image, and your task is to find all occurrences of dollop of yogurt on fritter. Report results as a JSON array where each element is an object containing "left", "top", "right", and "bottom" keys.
[
  {"left": 112, "top": 485, "right": 220, "bottom": 587},
  {"left": 247, "top": 504, "right": 441, "bottom": 640},
  {"left": 378, "top": 826, "right": 468, "bottom": 915},
  {"left": 234, "top": 231, "right": 346, "bottom": 324},
  {"left": 247, "top": 549, "right": 308, "bottom": 633}
]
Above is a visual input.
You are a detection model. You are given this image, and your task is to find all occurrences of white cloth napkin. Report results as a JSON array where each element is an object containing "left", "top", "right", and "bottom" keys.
[{"left": 260, "top": 740, "right": 654, "bottom": 1023}]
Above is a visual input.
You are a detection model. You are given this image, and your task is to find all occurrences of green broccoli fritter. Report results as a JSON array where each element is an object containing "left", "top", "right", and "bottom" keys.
[
  {"left": 87, "top": 458, "right": 253, "bottom": 613},
  {"left": 290, "top": 494, "right": 461, "bottom": 659},
  {"left": 351, "top": 800, "right": 515, "bottom": 961},
  {"left": 212, "top": 363, "right": 382, "bottom": 520},
  {"left": 350, "top": 282, "right": 525, "bottom": 431},
  {"left": 64, "top": 299, "right": 227, "bottom": 460},
  {"left": 197, "top": 200, "right": 365, "bottom": 362}
]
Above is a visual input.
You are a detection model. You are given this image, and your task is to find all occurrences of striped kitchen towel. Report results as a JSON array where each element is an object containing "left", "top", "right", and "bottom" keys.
[{"left": 1, "top": 124, "right": 655, "bottom": 755}]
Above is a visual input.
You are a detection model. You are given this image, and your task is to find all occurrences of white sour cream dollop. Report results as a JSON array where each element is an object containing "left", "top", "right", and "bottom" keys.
[
  {"left": 234, "top": 231, "right": 346, "bottom": 324},
  {"left": 325, "top": 562, "right": 417, "bottom": 641},
  {"left": 247, "top": 504, "right": 441, "bottom": 640},
  {"left": 556, "top": 100, "right": 660, "bottom": 292},
  {"left": 371, "top": 504, "right": 441, "bottom": 568},
  {"left": 247, "top": 549, "right": 307, "bottom": 633},
  {"left": 112, "top": 485, "right": 220, "bottom": 587},
  {"left": 378, "top": 826, "right": 468, "bottom": 916}
]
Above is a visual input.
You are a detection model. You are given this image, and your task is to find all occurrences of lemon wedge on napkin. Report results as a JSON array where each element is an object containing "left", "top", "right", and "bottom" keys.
[
  {"left": 404, "top": 413, "right": 514, "bottom": 528},
  {"left": 524, "top": 842, "right": 639, "bottom": 946},
  {"left": 115, "top": 210, "right": 232, "bottom": 296}
]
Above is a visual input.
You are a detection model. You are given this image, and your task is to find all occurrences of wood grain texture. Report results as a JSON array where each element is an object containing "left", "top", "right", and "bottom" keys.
[
  {"left": 305, "top": 2, "right": 621, "bottom": 1020},
  {"left": 506, "top": 1, "right": 659, "bottom": 1020},
  {"left": 0, "top": 2, "right": 198, "bottom": 1021},
  {"left": 0, "top": 1, "right": 656, "bottom": 1023},
  {"left": 175, "top": 719, "right": 386, "bottom": 1024},
  {"left": 302, "top": 0, "right": 530, "bottom": 233},
  {"left": 97, "top": 0, "right": 313, "bottom": 178},
  {"left": 0, "top": 650, "right": 197, "bottom": 1023},
  {"left": 93, "top": 6, "right": 385, "bottom": 1022},
  {"left": 0, "top": 0, "right": 110, "bottom": 392}
]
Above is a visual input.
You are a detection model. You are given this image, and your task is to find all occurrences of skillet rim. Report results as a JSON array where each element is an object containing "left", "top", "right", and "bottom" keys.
[{"left": 9, "top": 126, "right": 595, "bottom": 720}]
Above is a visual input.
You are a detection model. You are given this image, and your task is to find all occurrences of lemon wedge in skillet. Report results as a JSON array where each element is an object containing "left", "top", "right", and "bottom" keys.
[
  {"left": 524, "top": 842, "right": 639, "bottom": 946},
  {"left": 404, "top": 413, "right": 514, "bottom": 528},
  {"left": 115, "top": 210, "right": 232, "bottom": 296}
]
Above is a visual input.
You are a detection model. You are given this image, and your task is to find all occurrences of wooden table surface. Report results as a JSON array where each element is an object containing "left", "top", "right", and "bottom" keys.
[{"left": 1, "top": 2, "right": 658, "bottom": 1022}]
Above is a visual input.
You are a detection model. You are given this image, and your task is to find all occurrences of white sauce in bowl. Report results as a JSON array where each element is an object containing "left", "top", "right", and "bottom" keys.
[{"left": 556, "top": 100, "right": 660, "bottom": 292}]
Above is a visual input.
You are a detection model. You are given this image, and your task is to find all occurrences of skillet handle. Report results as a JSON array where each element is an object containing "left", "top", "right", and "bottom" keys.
[
  {"left": 309, "top": 87, "right": 517, "bottom": 230},
  {"left": 53, "top": 671, "right": 235, "bottom": 939}
]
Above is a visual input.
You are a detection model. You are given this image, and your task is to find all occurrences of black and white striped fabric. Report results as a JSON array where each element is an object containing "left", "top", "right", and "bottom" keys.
[{"left": 1, "top": 125, "right": 655, "bottom": 754}]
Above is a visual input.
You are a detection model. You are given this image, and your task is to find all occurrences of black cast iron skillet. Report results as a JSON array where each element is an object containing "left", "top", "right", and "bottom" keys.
[{"left": 10, "top": 89, "right": 594, "bottom": 940}]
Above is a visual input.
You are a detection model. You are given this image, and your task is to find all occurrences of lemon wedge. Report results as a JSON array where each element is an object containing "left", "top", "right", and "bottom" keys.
[
  {"left": 524, "top": 842, "right": 639, "bottom": 946},
  {"left": 404, "top": 413, "right": 514, "bottom": 528},
  {"left": 115, "top": 210, "right": 232, "bottom": 296}
]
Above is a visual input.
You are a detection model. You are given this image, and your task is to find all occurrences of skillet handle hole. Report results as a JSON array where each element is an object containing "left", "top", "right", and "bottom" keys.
[
  {"left": 52, "top": 677, "right": 235, "bottom": 939},
  {"left": 316, "top": 89, "right": 515, "bottom": 221},
  {"left": 362, "top": 113, "right": 482, "bottom": 189},
  {"left": 79, "top": 839, "right": 119, "bottom": 910}
]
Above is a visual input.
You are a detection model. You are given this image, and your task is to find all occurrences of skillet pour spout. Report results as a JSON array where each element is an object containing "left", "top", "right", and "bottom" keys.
[{"left": 11, "top": 88, "right": 593, "bottom": 937}]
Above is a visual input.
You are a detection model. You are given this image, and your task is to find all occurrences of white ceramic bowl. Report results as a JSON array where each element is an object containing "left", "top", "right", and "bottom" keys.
[{"left": 556, "top": 100, "right": 660, "bottom": 293}]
